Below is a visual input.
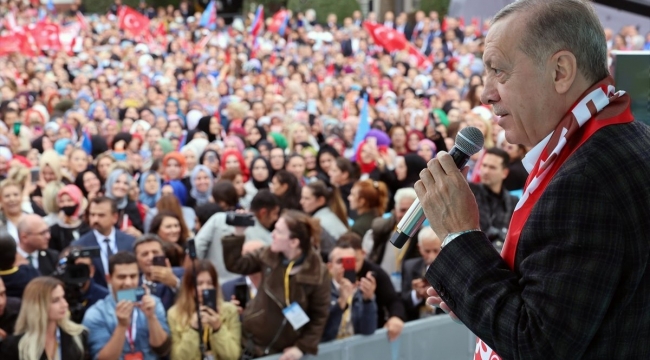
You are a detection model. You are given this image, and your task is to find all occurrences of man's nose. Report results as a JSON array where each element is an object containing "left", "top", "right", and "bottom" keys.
[{"left": 480, "top": 78, "right": 501, "bottom": 106}]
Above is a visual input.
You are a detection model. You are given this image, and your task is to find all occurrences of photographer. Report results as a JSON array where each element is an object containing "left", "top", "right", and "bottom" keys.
[
  {"left": 223, "top": 210, "right": 330, "bottom": 359},
  {"left": 195, "top": 190, "right": 280, "bottom": 283},
  {"left": 133, "top": 234, "right": 184, "bottom": 310},
  {"left": 57, "top": 246, "right": 109, "bottom": 323},
  {"left": 468, "top": 148, "right": 518, "bottom": 250}
]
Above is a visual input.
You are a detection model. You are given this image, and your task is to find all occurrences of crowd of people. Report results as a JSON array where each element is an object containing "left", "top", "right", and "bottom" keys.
[{"left": 0, "top": 0, "right": 648, "bottom": 358}]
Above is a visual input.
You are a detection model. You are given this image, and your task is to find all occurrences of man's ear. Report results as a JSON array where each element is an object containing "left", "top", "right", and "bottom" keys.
[{"left": 552, "top": 50, "right": 578, "bottom": 95}]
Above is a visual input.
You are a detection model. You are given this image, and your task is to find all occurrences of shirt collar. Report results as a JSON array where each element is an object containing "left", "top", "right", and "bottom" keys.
[
  {"left": 522, "top": 132, "right": 553, "bottom": 173},
  {"left": 17, "top": 246, "right": 38, "bottom": 259},
  {"left": 93, "top": 227, "right": 116, "bottom": 243}
]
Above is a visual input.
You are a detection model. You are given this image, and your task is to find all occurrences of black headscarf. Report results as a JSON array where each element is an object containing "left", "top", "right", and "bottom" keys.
[
  {"left": 249, "top": 156, "right": 272, "bottom": 190},
  {"left": 399, "top": 154, "right": 428, "bottom": 188},
  {"left": 196, "top": 116, "right": 217, "bottom": 142}
]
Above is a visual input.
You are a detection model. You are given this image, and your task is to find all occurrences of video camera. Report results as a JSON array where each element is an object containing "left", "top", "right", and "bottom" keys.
[{"left": 53, "top": 246, "right": 101, "bottom": 323}]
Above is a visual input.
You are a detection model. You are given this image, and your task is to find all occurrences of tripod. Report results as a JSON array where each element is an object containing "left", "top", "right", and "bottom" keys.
[{"left": 187, "top": 239, "right": 207, "bottom": 359}]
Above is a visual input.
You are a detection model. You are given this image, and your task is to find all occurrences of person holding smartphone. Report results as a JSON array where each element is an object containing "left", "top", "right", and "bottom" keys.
[
  {"left": 167, "top": 259, "right": 241, "bottom": 360},
  {"left": 321, "top": 241, "right": 378, "bottom": 342}
]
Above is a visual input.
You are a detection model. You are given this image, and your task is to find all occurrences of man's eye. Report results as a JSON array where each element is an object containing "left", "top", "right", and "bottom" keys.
[{"left": 493, "top": 68, "right": 502, "bottom": 75}]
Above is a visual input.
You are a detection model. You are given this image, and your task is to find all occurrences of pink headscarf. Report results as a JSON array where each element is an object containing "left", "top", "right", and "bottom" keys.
[{"left": 57, "top": 185, "right": 84, "bottom": 218}]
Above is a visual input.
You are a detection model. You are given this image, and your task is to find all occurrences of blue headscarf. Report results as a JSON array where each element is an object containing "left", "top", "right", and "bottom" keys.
[
  {"left": 189, "top": 165, "right": 214, "bottom": 206},
  {"left": 54, "top": 138, "right": 72, "bottom": 155},
  {"left": 165, "top": 180, "right": 188, "bottom": 206},
  {"left": 104, "top": 169, "right": 133, "bottom": 210},
  {"left": 139, "top": 171, "right": 162, "bottom": 208}
]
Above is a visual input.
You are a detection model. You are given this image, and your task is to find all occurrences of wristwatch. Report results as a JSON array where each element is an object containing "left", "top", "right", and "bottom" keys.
[{"left": 442, "top": 229, "right": 480, "bottom": 248}]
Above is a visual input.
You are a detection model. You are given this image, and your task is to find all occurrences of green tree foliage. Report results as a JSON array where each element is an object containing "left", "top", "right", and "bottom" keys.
[
  {"left": 418, "top": 0, "right": 450, "bottom": 16},
  {"left": 286, "top": 0, "right": 360, "bottom": 24}
]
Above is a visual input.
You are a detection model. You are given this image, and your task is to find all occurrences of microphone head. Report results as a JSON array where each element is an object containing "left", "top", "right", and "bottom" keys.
[{"left": 455, "top": 126, "right": 484, "bottom": 156}]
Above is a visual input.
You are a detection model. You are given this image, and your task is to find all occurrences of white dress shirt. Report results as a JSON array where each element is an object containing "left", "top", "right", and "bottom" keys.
[
  {"left": 522, "top": 132, "right": 553, "bottom": 173},
  {"left": 6, "top": 221, "right": 19, "bottom": 245},
  {"left": 17, "top": 246, "right": 39, "bottom": 269},
  {"left": 94, "top": 228, "right": 117, "bottom": 275}
]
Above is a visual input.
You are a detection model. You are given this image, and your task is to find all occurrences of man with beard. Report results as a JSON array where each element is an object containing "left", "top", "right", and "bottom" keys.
[{"left": 72, "top": 197, "right": 135, "bottom": 288}]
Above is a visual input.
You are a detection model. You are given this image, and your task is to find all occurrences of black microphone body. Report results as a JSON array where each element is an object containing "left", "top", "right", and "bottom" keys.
[{"left": 389, "top": 127, "right": 484, "bottom": 249}]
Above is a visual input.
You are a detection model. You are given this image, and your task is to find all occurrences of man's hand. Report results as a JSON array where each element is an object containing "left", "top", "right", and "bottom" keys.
[
  {"left": 115, "top": 300, "right": 135, "bottom": 327},
  {"left": 384, "top": 316, "right": 404, "bottom": 342},
  {"left": 426, "top": 287, "right": 460, "bottom": 322},
  {"left": 412, "top": 278, "right": 428, "bottom": 299},
  {"left": 0, "top": 328, "right": 6, "bottom": 340},
  {"left": 279, "top": 346, "right": 303, "bottom": 360},
  {"left": 414, "top": 151, "right": 480, "bottom": 241},
  {"left": 337, "top": 278, "right": 356, "bottom": 309},
  {"left": 150, "top": 259, "right": 177, "bottom": 288},
  {"left": 359, "top": 272, "right": 377, "bottom": 301},
  {"left": 139, "top": 285, "right": 156, "bottom": 319},
  {"left": 230, "top": 295, "right": 244, "bottom": 315}
]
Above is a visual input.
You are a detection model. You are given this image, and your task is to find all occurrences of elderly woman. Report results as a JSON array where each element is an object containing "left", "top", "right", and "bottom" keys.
[{"left": 104, "top": 168, "right": 144, "bottom": 234}]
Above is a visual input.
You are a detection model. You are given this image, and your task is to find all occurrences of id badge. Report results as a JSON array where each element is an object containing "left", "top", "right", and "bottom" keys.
[
  {"left": 124, "top": 352, "right": 144, "bottom": 360},
  {"left": 282, "top": 302, "right": 310, "bottom": 330},
  {"left": 390, "top": 272, "right": 402, "bottom": 292}
]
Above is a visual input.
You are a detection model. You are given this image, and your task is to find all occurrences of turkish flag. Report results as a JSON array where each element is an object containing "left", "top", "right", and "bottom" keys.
[
  {"left": 0, "top": 34, "right": 22, "bottom": 56},
  {"left": 268, "top": 10, "right": 288, "bottom": 34},
  {"left": 118, "top": 6, "right": 150, "bottom": 37},
  {"left": 59, "top": 23, "right": 80, "bottom": 54},
  {"left": 29, "top": 22, "right": 62, "bottom": 51},
  {"left": 406, "top": 44, "right": 431, "bottom": 69},
  {"left": 363, "top": 21, "right": 407, "bottom": 52}
]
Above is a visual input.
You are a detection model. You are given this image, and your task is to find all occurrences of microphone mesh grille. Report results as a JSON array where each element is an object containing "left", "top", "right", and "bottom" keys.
[{"left": 455, "top": 127, "right": 485, "bottom": 155}]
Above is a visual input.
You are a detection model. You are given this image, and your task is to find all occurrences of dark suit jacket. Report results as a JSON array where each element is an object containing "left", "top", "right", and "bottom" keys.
[
  {"left": 400, "top": 257, "right": 426, "bottom": 321},
  {"left": 71, "top": 230, "right": 135, "bottom": 288},
  {"left": 37, "top": 248, "right": 60, "bottom": 276},
  {"left": 427, "top": 121, "right": 650, "bottom": 358},
  {"left": 1, "top": 329, "right": 90, "bottom": 360},
  {"left": 1, "top": 265, "right": 40, "bottom": 298},
  {"left": 221, "top": 275, "right": 246, "bottom": 301},
  {"left": 357, "top": 260, "right": 405, "bottom": 327}
]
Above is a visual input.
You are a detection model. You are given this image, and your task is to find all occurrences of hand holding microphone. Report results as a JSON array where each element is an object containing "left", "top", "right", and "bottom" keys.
[{"left": 390, "top": 126, "right": 484, "bottom": 249}]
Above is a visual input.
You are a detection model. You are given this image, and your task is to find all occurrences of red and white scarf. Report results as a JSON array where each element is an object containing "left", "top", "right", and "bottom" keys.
[{"left": 475, "top": 76, "right": 633, "bottom": 360}]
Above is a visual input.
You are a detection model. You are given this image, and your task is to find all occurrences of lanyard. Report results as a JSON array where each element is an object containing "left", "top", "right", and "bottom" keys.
[
  {"left": 284, "top": 260, "right": 296, "bottom": 306},
  {"left": 126, "top": 311, "right": 138, "bottom": 352},
  {"left": 202, "top": 326, "right": 210, "bottom": 346},
  {"left": 54, "top": 327, "right": 61, "bottom": 360}
]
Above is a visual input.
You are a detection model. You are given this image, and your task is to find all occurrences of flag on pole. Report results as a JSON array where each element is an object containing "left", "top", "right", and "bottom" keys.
[
  {"left": 199, "top": 0, "right": 217, "bottom": 30},
  {"left": 352, "top": 93, "right": 370, "bottom": 154},
  {"left": 250, "top": 5, "right": 264, "bottom": 38}
]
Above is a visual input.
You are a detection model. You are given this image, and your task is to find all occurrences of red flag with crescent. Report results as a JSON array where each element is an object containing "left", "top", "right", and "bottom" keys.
[
  {"left": 118, "top": 6, "right": 150, "bottom": 37},
  {"left": 363, "top": 21, "right": 407, "bottom": 52},
  {"left": 29, "top": 22, "right": 62, "bottom": 51}
]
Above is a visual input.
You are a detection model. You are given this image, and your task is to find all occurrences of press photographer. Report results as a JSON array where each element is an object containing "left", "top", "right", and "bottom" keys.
[{"left": 54, "top": 246, "right": 108, "bottom": 323}]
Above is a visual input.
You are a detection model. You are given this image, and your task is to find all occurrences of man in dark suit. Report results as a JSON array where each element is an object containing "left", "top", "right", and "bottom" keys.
[
  {"left": 71, "top": 197, "right": 135, "bottom": 288},
  {"left": 418, "top": 1, "right": 650, "bottom": 358},
  {"left": 16, "top": 214, "right": 59, "bottom": 276},
  {"left": 133, "top": 234, "right": 183, "bottom": 310},
  {"left": 400, "top": 227, "right": 442, "bottom": 321},
  {"left": 0, "top": 277, "right": 20, "bottom": 340},
  {"left": 0, "top": 231, "right": 39, "bottom": 298}
]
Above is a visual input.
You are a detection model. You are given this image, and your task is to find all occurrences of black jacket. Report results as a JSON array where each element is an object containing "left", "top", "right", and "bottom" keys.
[
  {"left": 37, "top": 248, "right": 60, "bottom": 276},
  {"left": 357, "top": 260, "right": 406, "bottom": 328},
  {"left": 1, "top": 329, "right": 90, "bottom": 360}
]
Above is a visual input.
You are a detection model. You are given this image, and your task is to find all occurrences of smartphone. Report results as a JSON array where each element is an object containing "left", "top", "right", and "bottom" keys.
[
  {"left": 152, "top": 255, "right": 166, "bottom": 267},
  {"left": 186, "top": 239, "right": 197, "bottom": 259},
  {"left": 225, "top": 212, "right": 255, "bottom": 227},
  {"left": 13, "top": 122, "right": 21, "bottom": 136},
  {"left": 116, "top": 287, "right": 145, "bottom": 302},
  {"left": 30, "top": 168, "right": 39, "bottom": 184},
  {"left": 202, "top": 289, "right": 218, "bottom": 311},
  {"left": 234, "top": 283, "right": 249, "bottom": 309},
  {"left": 341, "top": 257, "right": 357, "bottom": 283}
]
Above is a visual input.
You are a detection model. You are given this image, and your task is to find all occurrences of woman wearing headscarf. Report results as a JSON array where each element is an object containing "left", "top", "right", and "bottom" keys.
[
  {"left": 199, "top": 149, "right": 221, "bottom": 178},
  {"left": 49, "top": 185, "right": 91, "bottom": 252},
  {"left": 104, "top": 169, "right": 144, "bottom": 233},
  {"left": 188, "top": 165, "right": 214, "bottom": 209},
  {"left": 268, "top": 132, "right": 287, "bottom": 150},
  {"left": 139, "top": 170, "right": 162, "bottom": 209},
  {"left": 196, "top": 115, "right": 222, "bottom": 143},
  {"left": 220, "top": 149, "right": 250, "bottom": 182}
]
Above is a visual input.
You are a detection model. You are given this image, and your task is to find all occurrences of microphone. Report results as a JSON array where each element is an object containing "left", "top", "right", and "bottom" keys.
[{"left": 390, "top": 126, "right": 484, "bottom": 249}]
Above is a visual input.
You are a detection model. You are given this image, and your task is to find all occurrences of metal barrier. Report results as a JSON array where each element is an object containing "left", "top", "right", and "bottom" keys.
[{"left": 257, "top": 316, "right": 475, "bottom": 360}]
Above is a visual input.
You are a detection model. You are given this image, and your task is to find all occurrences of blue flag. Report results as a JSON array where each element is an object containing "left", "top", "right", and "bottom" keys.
[
  {"left": 199, "top": 0, "right": 217, "bottom": 30},
  {"left": 352, "top": 93, "right": 370, "bottom": 154}
]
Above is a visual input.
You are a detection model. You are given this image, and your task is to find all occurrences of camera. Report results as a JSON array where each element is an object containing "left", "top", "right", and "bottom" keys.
[
  {"left": 225, "top": 212, "right": 255, "bottom": 227},
  {"left": 53, "top": 247, "right": 101, "bottom": 323}
]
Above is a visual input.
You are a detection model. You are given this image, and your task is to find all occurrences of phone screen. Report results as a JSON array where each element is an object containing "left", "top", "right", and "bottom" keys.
[
  {"left": 152, "top": 256, "right": 166, "bottom": 267},
  {"left": 30, "top": 168, "right": 39, "bottom": 184},
  {"left": 342, "top": 257, "right": 357, "bottom": 283},
  {"left": 234, "top": 283, "right": 249, "bottom": 309},
  {"left": 116, "top": 287, "right": 145, "bottom": 302}
]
